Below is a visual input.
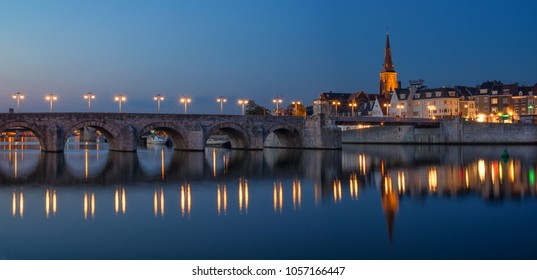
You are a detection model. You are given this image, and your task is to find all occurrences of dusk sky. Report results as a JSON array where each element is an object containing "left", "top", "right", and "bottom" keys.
[{"left": 1, "top": 0, "right": 536, "bottom": 114}]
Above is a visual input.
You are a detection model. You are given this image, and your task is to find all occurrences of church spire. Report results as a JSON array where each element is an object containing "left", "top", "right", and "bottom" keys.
[
  {"left": 382, "top": 33, "right": 395, "bottom": 72},
  {"left": 379, "top": 33, "right": 398, "bottom": 96}
]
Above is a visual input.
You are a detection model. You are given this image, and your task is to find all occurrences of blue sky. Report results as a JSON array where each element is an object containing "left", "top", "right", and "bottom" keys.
[{"left": 0, "top": 0, "right": 536, "bottom": 114}]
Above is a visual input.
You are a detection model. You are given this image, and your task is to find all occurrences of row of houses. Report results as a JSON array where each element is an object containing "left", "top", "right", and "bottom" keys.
[{"left": 318, "top": 81, "right": 537, "bottom": 123}]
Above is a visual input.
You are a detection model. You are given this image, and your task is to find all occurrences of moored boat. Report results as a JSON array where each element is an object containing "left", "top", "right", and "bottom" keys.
[{"left": 147, "top": 135, "right": 168, "bottom": 145}]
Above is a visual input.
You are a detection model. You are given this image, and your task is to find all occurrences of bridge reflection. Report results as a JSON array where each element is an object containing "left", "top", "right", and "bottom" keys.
[{"left": 0, "top": 145, "right": 536, "bottom": 247}]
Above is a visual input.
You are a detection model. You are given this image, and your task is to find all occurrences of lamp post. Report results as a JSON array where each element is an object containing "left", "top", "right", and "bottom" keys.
[
  {"left": 153, "top": 94, "right": 164, "bottom": 113},
  {"left": 12, "top": 92, "right": 24, "bottom": 113},
  {"left": 349, "top": 102, "right": 357, "bottom": 117},
  {"left": 83, "top": 92, "right": 96, "bottom": 112},
  {"left": 180, "top": 97, "right": 191, "bottom": 114},
  {"left": 396, "top": 104, "right": 405, "bottom": 117},
  {"left": 238, "top": 99, "right": 248, "bottom": 115},
  {"left": 216, "top": 96, "right": 227, "bottom": 114},
  {"left": 331, "top": 101, "right": 341, "bottom": 115},
  {"left": 291, "top": 101, "right": 301, "bottom": 116},
  {"left": 114, "top": 94, "right": 127, "bottom": 112},
  {"left": 383, "top": 103, "right": 391, "bottom": 117},
  {"left": 273, "top": 98, "right": 283, "bottom": 115},
  {"left": 45, "top": 94, "right": 58, "bottom": 112}
]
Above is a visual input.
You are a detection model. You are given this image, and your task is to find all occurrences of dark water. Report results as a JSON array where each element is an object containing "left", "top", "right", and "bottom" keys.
[{"left": 0, "top": 141, "right": 536, "bottom": 260}]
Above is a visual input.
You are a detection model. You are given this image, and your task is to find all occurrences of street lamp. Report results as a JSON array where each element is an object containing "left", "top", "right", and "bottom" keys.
[
  {"left": 12, "top": 92, "right": 24, "bottom": 113},
  {"left": 216, "top": 96, "right": 227, "bottom": 114},
  {"left": 291, "top": 101, "right": 301, "bottom": 116},
  {"left": 383, "top": 103, "right": 391, "bottom": 117},
  {"left": 273, "top": 98, "right": 283, "bottom": 115},
  {"left": 331, "top": 101, "right": 341, "bottom": 115},
  {"left": 180, "top": 97, "right": 191, "bottom": 114},
  {"left": 83, "top": 92, "right": 96, "bottom": 112},
  {"left": 396, "top": 104, "right": 405, "bottom": 117},
  {"left": 349, "top": 102, "right": 358, "bottom": 117},
  {"left": 153, "top": 94, "right": 164, "bottom": 113},
  {"left": 238, "top": 99, "right": 248, "bottom": 115},
  {"left": 114, "top": 94, "right": 127, "bottom": 112},
  {"left": 45, "top": 94, "right": 58, "bottom": 112}
]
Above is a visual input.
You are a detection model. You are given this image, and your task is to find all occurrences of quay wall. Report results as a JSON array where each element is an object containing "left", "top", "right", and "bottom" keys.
[{"left": 342, "top": 119, "right": 537, "bottom": 144}]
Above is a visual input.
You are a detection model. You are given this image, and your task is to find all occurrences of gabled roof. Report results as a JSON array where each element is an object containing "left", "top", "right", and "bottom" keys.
[{"left": 319, "top": 91, "right": 352, "bottom": 100}]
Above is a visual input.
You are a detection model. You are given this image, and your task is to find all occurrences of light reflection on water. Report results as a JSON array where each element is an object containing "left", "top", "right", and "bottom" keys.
[{"left": 0, "top": 143, "right": 536, "bottom": 259}]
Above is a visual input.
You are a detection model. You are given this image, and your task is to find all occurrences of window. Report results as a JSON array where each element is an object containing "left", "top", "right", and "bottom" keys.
[
  {"left": 476, "top": 98, "right": 480, "bottom": 103},
  {"left": 435, "top": 91, "right": 442, "bottom": 97},
  {"left": 492, "top": 90, "right": 498, "bottom": 95},
  {"left": 503, "top": 89, "right": 510, "bottom": 94},
  {"left": 491, "top": 107, "right": 498, "bottom": 113},
  {"left": 449, "top": 91, "right": 456, "bottom": 97},
  {"left": 484, "top": 97, "right": 489, "bottom": 102},
  {"left": 444, "top": 100, "right": 448, "bottom": 105},
  {"left": 400, "top": 94, "right": 406, "bottom": 99},
  {"left": 503, "top": 98, "right": 508, "bottom": 104},
  {"left": 414, "top": 93, "right": 420, "bottom": 98},
  {"left": 480, "top": 89, "right": 488, "bottom": 94},
  {"left": 414, "top": 101, "right": 420, "bottom": 106},
  {"left": 426, "top": 92, "right": 432, "bottom": 98},
  {"left": 514, "top": 99, "right": 519, "bottom": 104},
  {"left": 491, "top": 98, "right": 498, "bottom": 105}
]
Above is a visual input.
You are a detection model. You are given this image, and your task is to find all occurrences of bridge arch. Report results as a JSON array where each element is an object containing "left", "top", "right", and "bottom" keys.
[
  {"left": 138, "top": 121, "right": 189, "bottom": 150},
  {"left": 63, "top": 120, "right": 120, "bottom": 150},
  {"left": 0, "top": 121, "right": 46, "bottom": 150},
  {"left": 205, "top": 122, "right": 251, "bottom": 149},
  {"left": 264, "top": 124, "right": 302, "bottom": 148}
]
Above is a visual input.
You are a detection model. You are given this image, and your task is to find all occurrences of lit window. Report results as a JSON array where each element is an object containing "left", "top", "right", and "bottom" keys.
[{"left": 491, "top": 98, "right": 498, "bottom": 105}]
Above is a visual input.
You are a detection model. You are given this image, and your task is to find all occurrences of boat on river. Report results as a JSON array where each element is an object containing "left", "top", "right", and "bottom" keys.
[
  {"left": 206, "top": 136, "right": 230, "bottom": 148},
  {"left": 147, "top": 135, "right": 169, "bottom": 145}
]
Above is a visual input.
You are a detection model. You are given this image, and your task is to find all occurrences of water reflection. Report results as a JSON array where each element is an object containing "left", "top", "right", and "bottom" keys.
[
  {"left": 154, "top": 188, "right": 165, "bottom": 218},
  {"left": 273, "top": 181, "right": 283, "bottom": 214},
  {"left": 84, "top": 192, "right": 96, "bottom": 220},
  {"left": 12, "top": 191, "right": 24, "bottom": 218},
  {"left": 45, "top": 188, "right": 57, "bottom": 218},
  {"left": 217, "top": 184, "right": 227, "bottom": 216},
  {"left": 180, "top": 183, "right": 191, "bottom": 218},
  {"left": 0, "top": 144, "right": 536, "bottom": 259},
  {"left": 238, "top": 178, "right": 248, "bottom": 214},
  {"left": 115, "top": 187, "right": 126, "bottom": 215}
]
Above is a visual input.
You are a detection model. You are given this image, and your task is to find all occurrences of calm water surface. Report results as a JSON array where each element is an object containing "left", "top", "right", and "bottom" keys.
[{"left": 0, "top": 141, "right": 536, "bottom": 259}]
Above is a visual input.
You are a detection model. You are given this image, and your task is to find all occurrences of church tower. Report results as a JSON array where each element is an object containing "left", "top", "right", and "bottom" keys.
[{"left": 380, "top": 33, "right": 398, "bottom": 97}]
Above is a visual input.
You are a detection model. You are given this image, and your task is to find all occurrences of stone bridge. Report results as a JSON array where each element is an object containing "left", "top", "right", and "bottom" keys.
[{"left": 0, "top": 113, "right": 341, "bottom": 152}]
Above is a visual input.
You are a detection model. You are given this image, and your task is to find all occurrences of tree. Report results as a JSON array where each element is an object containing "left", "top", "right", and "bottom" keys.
[
  {"left": 245, "top": 100, "right": 270, "bottom": 115},
  {"left": 286, "top": 103, "right": 307, "bottom": 116}
]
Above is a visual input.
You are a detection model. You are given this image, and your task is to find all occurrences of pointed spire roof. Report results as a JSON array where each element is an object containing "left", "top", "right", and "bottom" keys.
[{"left": 382, "top": 33, "right": 395, "bottom": 72}]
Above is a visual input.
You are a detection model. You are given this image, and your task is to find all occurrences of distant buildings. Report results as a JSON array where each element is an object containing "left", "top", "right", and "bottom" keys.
[{"left": 317, "top": 34, "right": 537, "bottom": 123}]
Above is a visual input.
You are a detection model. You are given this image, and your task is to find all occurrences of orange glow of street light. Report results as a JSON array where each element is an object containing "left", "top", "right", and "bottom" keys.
[
  {"left": 180, "top": 97, "right": 192, "bottom": 114},
  {"left": 45, "top": 94, "right": 58, "bottom": 112},
  {"left": 114, "top": 94, "right": 127, "bottom": 112},
  {"left": 238, "top": 99, "right": 249, "bottom": 115}
]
